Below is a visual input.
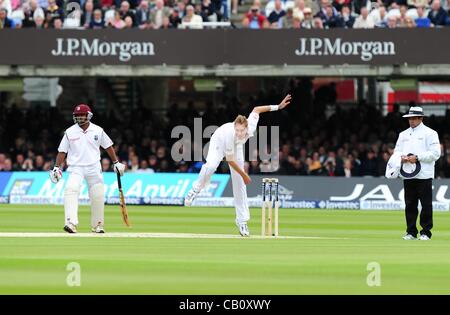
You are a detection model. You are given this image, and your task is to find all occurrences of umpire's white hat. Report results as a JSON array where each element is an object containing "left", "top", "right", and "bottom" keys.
[
  {"left": 385, "top": 152, "right": 401, "bottom": 179},
  {"left": 402, "top": 106, "right": 425, "bottom": 118}
]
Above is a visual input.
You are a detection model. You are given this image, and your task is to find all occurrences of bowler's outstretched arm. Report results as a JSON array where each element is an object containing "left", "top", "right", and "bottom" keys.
[{"left": 251, "top": 94, "right": 292, "bottom": 115}]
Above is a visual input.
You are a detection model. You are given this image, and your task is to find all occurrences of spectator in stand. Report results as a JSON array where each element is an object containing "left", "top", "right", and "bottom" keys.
[
  {"left": 370, "top": 4, "right": 388, "bottom": 27},
  {"left": 21, "top": 2, "right": 36, "bottom": 28},
  {"left": 179, "top": 4, "right": 203, "bottom": 28},
  {"left": 415, "top": 5, "right": 431, "bottom": 27},
  {"left": 307, "top": 152, "right": 322, "bottom": 175},
  {"left": 119, "top": 1, "right": 136, "bottom": 26},
  {"left": 0, "top": 0, "right": 11, "bottom": 15},
  {"left": 137, "top": 159, "right": 155, "bottom": 173},
  {"left": 267, "top": 0, "right": 286, "bottom": 25},
  {"left": 428, "top": 0, "right": 447, "bottom": 26},
  {"left": 208, "top": 0, "right": 222, "bottom": 19},
  {"left": 407, "top": 0, "right": 429, "bottom": 8},
  {"left": 176, "top": 0, "right": 187, "bottom": 19},
  {"left": 352, "top": 0, "right": 370, "bottom": 15},
  {"left": 89, "top": 9, "right": 105, "bottom": 29},
  {"left": 135, "top": 0, "right": 150, "bottom": 29},
  {"left": 378, "top": 151, "right": 390, "bottom": 176},
  {"left": 318, "top": 0, "right": 338, "bottom": 14},
  {"left": 101, "top": 0, "right": 114, "bottom": 10},
  {"left": 396, "top": 4, "right": 409, "bottom": 27},
  {"left": 313, "top": 15, "right": 324, "bottom": 27},
  {"left": 323, "top": 158, "right": 337, "bottom": 176},
  {"left": 34, "top": 155, "right": 45, "bottom": 171},
  {"left": 242, "top": 5, "right": 267, "bottom": 28},
  {"left": 169, "top": 7, "right": 182, "bottom": 27},
  {"left": 81, "top": 0, "right": 95, "bottom": 28},
  {"left": 360, "top": 150, "right": 379, "bottom": 176},
  {"left": 403, "top": 15, "right": 416, "bottom": 27},
  {"left": 101, "top": 158, "right": 111, "bottom": 172},
  {"left": 150, "top": 0, "right": 171, "bottom": 28},
  {"left": 343, "top": 158, "right": 356, "bottom": 177},
  {"left": 280, "top": 7, "right": 296, "bottom": 27},
  {"left": 305, "top": 0, "right": 320, "bottom": 15},
  {"left": 160, "top": 15, "right": 173, "bottom": 28},
  {"left": 0, "top": 8, "right": 13, "bottom": 28},
  {"left": 1, "top": 158, "right": 12, "bottom": 171},
  {"left": 46, "top": 0, "right": 63, "bottom": 21},
  {"left": 124, "top": 15, "right": 134, "bottom": 28},
  {"left": 353, "top": 6, "right": 374, "bottom": 28},
  {"left": 200, "top": 0, "right": 217, "bottom": 22},
  {"left": 107, "top": 9, "right": 125, "bottom": 28},
  {"left": 129, "top": 155, "right": 139, "bottom": 172},
  {"left": 301, "top": 6, "right": 314, "bottom": 27},
  {"left": 332, "top": 0, "right": 351, "bottom": 12},
  {"left": 386, "top": 14, "right": 397, "bottom": 27},
  {"left": 292, "top": 15, "right": 302, "bottom": 27},
  {"left": 43, "top": 11, "right": 54, "bottom": 28},
  {"left": 34, "top": 11, "right": 45, "bottom": 28},
  {"left": 293, "top": 0, "right": 307, "bottom": 21},
  {"left": 37, "top": 0, "right": 48, "bottom": 10},
  {"left": 12, "top": 153, "right": 25, "bottom": 171},
  {"left": 340, "top": 4, "right": 355, "bottom": 28},
  {"left": 265, "top": 0, "right": 287, "bottom": 17},
  {"left": 53, "top": 17, "right": 63, "bottom": 28},
  {"left": 321, "top": 4, "right": 343, "bottom": 27}
]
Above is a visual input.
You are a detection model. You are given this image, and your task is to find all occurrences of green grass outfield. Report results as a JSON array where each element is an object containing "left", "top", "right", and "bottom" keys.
[{"left": 1, "top": 204, "right": 450, "bottom": 294}]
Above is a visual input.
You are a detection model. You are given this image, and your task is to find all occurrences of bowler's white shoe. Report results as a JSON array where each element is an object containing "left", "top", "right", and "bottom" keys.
[
  {"left": 419, "top": 234, "right": 430, "bottom": 241},
  {"left": 92, "top": 224, "right": 105, "bottom": 233},
  {"left": 238, "top": 223, "right": 250, "bottom": 237},
  {"left": 402, "top": 234, "right": 417, "bottom": 240},
  {"left": 64, "top": 223, "right": 77, "bottom": 234},
  {"left": 184, "top": 188, "right": 199, "bottom": 207}
]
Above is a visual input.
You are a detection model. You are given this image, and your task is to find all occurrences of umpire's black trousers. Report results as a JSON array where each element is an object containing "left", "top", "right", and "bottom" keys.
[{"left": 403, "top": 178, "right": 433, "bottom": 238}]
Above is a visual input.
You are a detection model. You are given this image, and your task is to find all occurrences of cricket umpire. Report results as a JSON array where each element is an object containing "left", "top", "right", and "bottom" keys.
[{"left": 393, "top": 106, "right": 441, "bottom": 240}]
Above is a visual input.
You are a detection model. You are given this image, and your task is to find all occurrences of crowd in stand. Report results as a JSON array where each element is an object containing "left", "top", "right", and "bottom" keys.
[
  {"left": 1, "top": 0, "right": 449, "bottom": 29},
  {"left": 2, "top": 79, "right": 450, "bottom": 177},
  {"left": 0, "top": 0, "right": 231, "bottom": 29},
  {"left": 242, "top": 0, "right": 450, "bottom": 28}
]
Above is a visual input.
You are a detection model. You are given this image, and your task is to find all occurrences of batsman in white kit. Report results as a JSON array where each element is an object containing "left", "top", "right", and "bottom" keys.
[
  {"left": 49, "top": 104, "right": 126, "bottom": 233},
  {"left": 184, "top": 94, "right": 292, "bottom": 236}
]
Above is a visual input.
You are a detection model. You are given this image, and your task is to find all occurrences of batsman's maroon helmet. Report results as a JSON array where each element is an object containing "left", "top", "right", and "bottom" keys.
[{"left": 73, "top": 104, "right": 93, "bottom": 124}]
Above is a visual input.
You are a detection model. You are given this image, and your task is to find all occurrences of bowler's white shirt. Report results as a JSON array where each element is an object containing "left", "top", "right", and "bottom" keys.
[
  {"left": 58, "top": 123, "right": 113, "bottom": 166},
  {"left": 394, "top": 122, "right": 440, "bottom": 179},
  {"left": 213, "top": 111, "right": 259, "bottom": 156}
]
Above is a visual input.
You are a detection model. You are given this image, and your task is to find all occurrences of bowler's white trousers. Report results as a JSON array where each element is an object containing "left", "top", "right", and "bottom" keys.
[
  {"left": 64, "top": 162, "right": 105, "bottom": 228},
  {"left": 192, "top": 134, "right": 250, "bottom": 225}
]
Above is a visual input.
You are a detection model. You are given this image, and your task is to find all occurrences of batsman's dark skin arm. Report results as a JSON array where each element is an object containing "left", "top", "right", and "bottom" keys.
[
  {"left": 105, "top": 146, "right": 120, "bottom": 164},
  {"left": 54, "top": 152, "right": 66, "bottom": 168},
  {"left": 54, "top": 146, "right": 119, "bottom": 168}
]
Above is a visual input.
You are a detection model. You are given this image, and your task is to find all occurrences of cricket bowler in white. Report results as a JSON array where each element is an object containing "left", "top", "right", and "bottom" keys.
[
  {"left": 184, "top": 94, "right": 292, "bottom": 236},
  {"left": 49, "top": 104, "right": 126, "bottom": 234}
]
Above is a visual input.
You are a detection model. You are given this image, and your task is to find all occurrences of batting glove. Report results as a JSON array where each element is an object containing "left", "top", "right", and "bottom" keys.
[
  {"left": 49, "top": 166, "right": 62, "bottom": 184},
  {"left": 113, "top": 161, "right": 125, "bottom": 176}
]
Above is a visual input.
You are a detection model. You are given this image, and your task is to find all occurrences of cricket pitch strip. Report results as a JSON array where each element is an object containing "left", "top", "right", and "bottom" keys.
[{"left": 0, "top": 232, "right": 349, "bottom": 240}]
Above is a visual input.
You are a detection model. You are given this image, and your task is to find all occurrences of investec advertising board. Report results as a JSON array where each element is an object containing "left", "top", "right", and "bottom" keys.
[{"left": 0, "top": 173, "right": 449, "bottom": 211}]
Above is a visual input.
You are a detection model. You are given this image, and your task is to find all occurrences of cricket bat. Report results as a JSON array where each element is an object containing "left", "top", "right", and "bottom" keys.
[{"left": 117, "top": 172, "right": 131, "bottom": 227}]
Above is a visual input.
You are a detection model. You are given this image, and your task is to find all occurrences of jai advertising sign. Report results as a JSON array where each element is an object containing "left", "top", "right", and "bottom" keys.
[{"left": 1, "top": 172, "right": 449, "bottom": 211}]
